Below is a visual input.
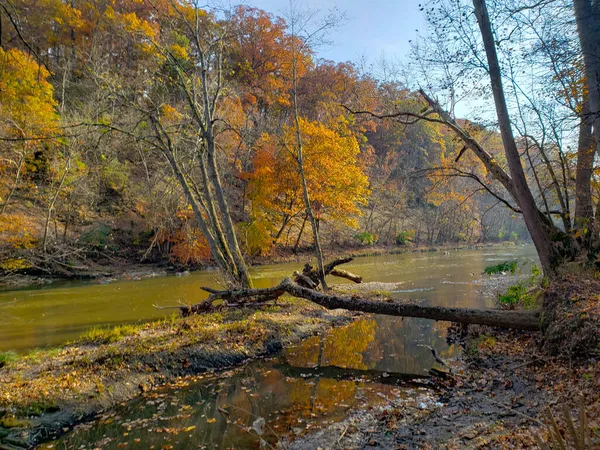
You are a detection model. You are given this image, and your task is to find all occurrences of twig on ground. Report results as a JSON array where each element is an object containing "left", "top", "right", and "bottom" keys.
[{"left": 336, "top": 424, "right": 349, "bottom": 448}]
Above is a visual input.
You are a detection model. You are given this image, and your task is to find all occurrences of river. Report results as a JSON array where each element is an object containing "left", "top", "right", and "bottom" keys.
[{"left": 0, "top": 245, "right": 538, "bottom": 449}]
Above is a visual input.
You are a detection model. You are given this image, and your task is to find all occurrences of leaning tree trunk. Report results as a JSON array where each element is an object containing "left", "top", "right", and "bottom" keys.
[
  {"left": 205, "top": 141, "right": 253, "bottom": 288},
  {"left": 291, "top": 49, "right": 328, "bottom": 290},
  {"left": 473, "top": 0, "right": 557, "bottom": 276}
]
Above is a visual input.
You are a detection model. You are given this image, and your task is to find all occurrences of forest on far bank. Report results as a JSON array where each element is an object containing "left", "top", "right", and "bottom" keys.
[{"left": 1, "top": 0, "right": 594, "bottom": 278}]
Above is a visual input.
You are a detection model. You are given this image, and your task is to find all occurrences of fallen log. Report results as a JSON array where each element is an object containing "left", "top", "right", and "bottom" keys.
[{"left": 188, "top": 278, "right": 541, "bottom": 330}]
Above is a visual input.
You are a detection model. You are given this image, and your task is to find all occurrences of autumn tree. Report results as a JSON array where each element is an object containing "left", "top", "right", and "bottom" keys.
[{"left": 248, "top": 119, "right": 369, "bottom": 249}]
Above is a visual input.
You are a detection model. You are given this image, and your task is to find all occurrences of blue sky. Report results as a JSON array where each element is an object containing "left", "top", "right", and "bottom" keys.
[{"left": 244, "top": 0, "right": 426, "bottom": 66}]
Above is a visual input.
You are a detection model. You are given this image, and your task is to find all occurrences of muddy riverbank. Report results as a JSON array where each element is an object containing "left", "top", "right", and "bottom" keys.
[{"left": 289, "top": 327, "right": 599, "bottom": 449}]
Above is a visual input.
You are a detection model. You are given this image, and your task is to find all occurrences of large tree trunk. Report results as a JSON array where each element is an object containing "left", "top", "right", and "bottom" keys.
[
  {"left": 473, "top": 0, "right": 557, "bottom": 276},
  {"left": 574, "top": 0, "right": 600, "bottom": 251},
  {"left": 574, "top": 0, "right": 600, "bottom": 155},
  {"left": 189, "top": 277, "right": 541, "bottom": 330},
  {"left": 205, "top": 142, "right": 253, "bottom": 288},
  {"left": 575, "top": 100, "right": 596, "bottom": 245}
]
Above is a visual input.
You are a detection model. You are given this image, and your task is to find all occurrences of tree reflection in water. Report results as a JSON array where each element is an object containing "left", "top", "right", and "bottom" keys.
[{"left": 47, "top": 316, "right": 453, "bottom": 449}]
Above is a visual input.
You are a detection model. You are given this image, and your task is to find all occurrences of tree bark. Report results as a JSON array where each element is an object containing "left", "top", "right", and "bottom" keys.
[
  {"left": 294, "top": 257, "right": 361, "bottom": 288},
  {"left": 293, "top": 214, "right": 307, "bottom": 253},
  {"left": 190, "top": 278, "right": 541, "bottom": 330},
  {"left": 291, "top": 46, "right": 328, "bottom": 290},
  {"left": 329, "top": 268, "right": 362, "bottom": 283},
  {"left": 473, "top": 0, "right": 557, "bottom": 276},
  {"left": 575, "top": 99, "right": 596, "bottom": 244},
  {"left": 574, "top": 0, "right": 600, "bottom": 156},
  {"left": 574, "top": 0, "right": 600, "bottom": 250},
  {"left": 43, "top": 155, "right": 71, "bottom": 253},
  {"left": 205, "top": 144, "right": 253, "bottom": 288}
]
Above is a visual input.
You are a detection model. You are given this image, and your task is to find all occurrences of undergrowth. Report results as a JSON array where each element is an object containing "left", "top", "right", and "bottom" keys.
[
  {"left": 498, "top": 265, "right": 545, "bottom": 309},
  {"left": 484, "top": 260, "right": 517, "bottom": 275},
  {"left": 0, "top": 351, "right": 18, "bottom": 368}
]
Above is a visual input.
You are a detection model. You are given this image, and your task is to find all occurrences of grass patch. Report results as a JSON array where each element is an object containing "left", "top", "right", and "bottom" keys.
[
  {"left": 0, "top": 351, "right": 18, "bottom": 368},
  {"left": 498, "top": 264, "right": 544, "bottom": 309},
  {"left": 484, "top": 260, "right": 517, "bottom": 275},
  {"left": 79, "top": 324, "right": 140, "bottom": 344}
]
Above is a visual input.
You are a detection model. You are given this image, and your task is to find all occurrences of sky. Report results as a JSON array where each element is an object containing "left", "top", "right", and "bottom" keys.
[{"left": 240, "top": 0, "right": 427, "bottom": 67}]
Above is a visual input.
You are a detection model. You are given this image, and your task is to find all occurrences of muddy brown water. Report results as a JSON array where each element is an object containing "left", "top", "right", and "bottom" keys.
[{"left": 1, "top": 246, "right": 537, "bottom": 449}]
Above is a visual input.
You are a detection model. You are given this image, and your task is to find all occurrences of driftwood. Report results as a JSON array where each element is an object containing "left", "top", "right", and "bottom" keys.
[
  {"left": 294, "top": 257, "right": 362, "bottom": 288},
  {"left": 183, "top": 277, "right": 541, "bottom": 330},
  {"left": 169, "top": 257, "right": 541, "bottom": 331}
]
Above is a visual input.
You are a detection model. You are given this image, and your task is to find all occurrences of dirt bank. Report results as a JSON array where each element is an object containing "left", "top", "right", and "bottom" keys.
[{"left": 0, "top": 298, "right": 358, "bottom": 449}]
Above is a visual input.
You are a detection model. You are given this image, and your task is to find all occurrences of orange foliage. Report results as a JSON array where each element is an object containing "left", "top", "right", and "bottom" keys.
[
  {"left": 157, "top": 208, "right": 211, "bottom": 265},
  {"left": 248, "top": 118, "right": 370, "bottom": 236},
  {"left": 229, "top": 6, "right": 312, "bottom": 109}
]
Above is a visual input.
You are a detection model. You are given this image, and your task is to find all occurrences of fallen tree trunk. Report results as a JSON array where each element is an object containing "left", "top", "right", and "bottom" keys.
[{"left": 188, "top": 278, "right": 541, "bottom": 330}]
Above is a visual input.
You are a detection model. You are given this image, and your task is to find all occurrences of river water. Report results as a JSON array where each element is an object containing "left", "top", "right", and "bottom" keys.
[{"left": 0, "top": 245, "right": 538, "bottom": 449}]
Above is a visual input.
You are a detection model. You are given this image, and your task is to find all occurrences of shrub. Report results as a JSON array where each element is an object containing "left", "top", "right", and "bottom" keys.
[
  {"left": 484, "top": 260, "right": 517, "bottom": 275},
  {"left": 395, "top": 231, "right": 412, "bottom": 245},
  {"left": 498, "top": 265, "right": 542, "bottom": 309},
  {"left": 354, "top": 231, "right": 376, "bottom": 246},
  {"left": 498, "top": 282, "right": 530, "bottom": 307}
]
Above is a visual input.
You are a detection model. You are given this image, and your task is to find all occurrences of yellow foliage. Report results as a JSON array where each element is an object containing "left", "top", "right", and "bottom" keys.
[
  {"left": 0, "top": 48, "right": 58, "bottom": 139},
  {"left": 169, "top": 44, "right": 189, "bottom": 61},
  {"left": 0, "top": 213, "right": 38, "bottom": 270},
  {"left": 120, "top": 12, "right": 156, "bottom": 39},
  {"left": 241, "top": 218, "right": 274, "bottom": 256},
  {"left": 248, "top": 118, "right": 370, "bottom": 235}
]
